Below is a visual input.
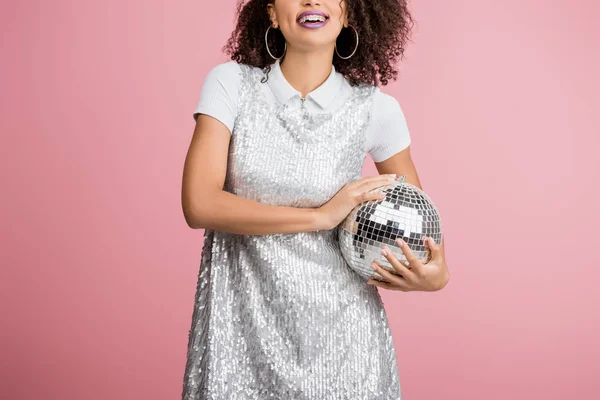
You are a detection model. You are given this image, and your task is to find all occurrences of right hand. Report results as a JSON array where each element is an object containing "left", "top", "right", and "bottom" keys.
[{"left": 316, "top": 174, "right": 398, "bottom": 230}]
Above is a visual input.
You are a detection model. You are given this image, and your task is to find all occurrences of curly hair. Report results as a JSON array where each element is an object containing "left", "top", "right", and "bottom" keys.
[{"left": 222, "top": 0, "right": 415, "bottom": 87}]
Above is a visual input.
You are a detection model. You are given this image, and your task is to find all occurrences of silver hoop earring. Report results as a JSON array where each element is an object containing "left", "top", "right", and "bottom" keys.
[
  {"left": 335, "top": 25, "right": 359, "bottom": 60},
  {"left": 265, "top": 25, "right": 287, "bottom": 60}
]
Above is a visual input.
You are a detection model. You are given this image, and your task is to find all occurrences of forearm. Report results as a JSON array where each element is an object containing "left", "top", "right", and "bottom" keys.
[{"left": 186, "top": 189, "right": 329, "bottom": 235}]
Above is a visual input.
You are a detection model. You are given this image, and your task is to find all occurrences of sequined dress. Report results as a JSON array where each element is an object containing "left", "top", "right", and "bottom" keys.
[{"left": 182, "top": 63, "right": 402, "bottom": 399}]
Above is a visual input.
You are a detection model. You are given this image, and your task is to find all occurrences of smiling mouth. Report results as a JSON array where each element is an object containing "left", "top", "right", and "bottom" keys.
[
  {"left": 296, "top": 10, "right": 330, "bottom": 27},
  {"left": 297, "top": 15, "right": 329, "bottom": 24}
]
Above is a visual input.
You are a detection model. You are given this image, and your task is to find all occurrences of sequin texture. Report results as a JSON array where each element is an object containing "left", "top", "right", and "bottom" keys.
[{"left": 182, "top": 63, "right": 402, "bottom": 399}]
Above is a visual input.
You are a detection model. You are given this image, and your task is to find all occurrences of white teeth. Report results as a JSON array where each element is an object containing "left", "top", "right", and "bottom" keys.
[{"left": 298, "top": 15, "right": 327, "bottom": 24}]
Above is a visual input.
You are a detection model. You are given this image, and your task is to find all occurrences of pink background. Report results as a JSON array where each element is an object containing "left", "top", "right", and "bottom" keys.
[{"left": 2, "top": 0, "right": 599, "bottom": 399}]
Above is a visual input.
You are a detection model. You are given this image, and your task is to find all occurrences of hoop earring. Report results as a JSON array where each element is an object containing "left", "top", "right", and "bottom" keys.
[
  {"left": 265, "top": 25, "right": 287, "bottom": 60},
  {"left": 335, "top": 25, "right": 359, "bottom": 60}
]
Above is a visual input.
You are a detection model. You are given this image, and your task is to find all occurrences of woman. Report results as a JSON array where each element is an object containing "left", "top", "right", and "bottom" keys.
[{"left": 181, "top": 0, "right": 450, "bottom": 398}]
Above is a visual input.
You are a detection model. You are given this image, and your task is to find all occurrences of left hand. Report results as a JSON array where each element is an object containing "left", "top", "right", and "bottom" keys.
[{"left": 368, "top": 236, "right": 449, "bottom": 292}]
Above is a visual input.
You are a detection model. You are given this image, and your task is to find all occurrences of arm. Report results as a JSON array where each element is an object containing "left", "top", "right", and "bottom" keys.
[
  {"left": 375, "top": 148, "right": 449, "bottom": 287},
  {"left": 181, "top": 114, "right": 326, "bottom": 235},
  {"left": 368, "top": 90, "right": 446, "bottom": 262}
]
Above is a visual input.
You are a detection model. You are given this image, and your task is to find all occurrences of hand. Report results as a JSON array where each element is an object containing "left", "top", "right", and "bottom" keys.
[
  {"left": 316, "top": 174, "right": 397, "bottom": 230},
  {"left": 368, "top": 236, "right": 450, "bottom": 292}
]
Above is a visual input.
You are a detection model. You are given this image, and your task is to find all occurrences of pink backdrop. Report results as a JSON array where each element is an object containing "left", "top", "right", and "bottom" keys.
[{"left": 2, "top": 1, "right": 599, "bottom": 399}]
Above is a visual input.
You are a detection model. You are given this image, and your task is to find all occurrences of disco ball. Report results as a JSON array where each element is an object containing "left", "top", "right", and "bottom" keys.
[{"left": 338, "top": 175, "right": 443, "bottom": 281}]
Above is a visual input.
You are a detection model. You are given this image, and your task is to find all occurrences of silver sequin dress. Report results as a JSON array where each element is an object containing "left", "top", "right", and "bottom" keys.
[{"left": 182, "top": 63, "right": 402, "bottom": 400}]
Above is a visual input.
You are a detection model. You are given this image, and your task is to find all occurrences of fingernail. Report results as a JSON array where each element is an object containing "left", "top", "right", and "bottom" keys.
[
  {"left": 396, "top": 238, "right": 405, "bottom": 246},
  {"left": 370, "top": 262, "right": 377, "bottom": 270},
  {"left": 380, "top": 248, "right": 388, "bottom": 256}
]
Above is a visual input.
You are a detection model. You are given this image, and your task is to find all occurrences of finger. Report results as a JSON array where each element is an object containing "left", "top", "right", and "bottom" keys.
[
  {"left": 380, "top": 247, "right": 415, "bottom": 280},
  {"left": 420, "top": 236, "right": 433, "bottom": 264},
  {"left": 371, "top": 260, "right": 413, "bottom": 290},
  {"left": 378, "top": 264, "right": 400, "bottom": 276},
  {"left": 356, "top": 175, "right": 396, "bottom": 192},
  {"left": 367, "top": 277, "right": 410, "bottom": 292},
  {"left": 351, "top": 174, "right": 395, "bottom": 188},
  {"left": 422, "top": 236, "right": 442, "bottom": 264},
  {"left": 426, "top": 236, "right": 443, "bottom": 262},
  {"left": 359, "top": 190, "right": 387, "bottom": 203},
  {"left": 369, "top": 274, "right": 392, "bottom": 284},
  {"left": 395, "top": 237, "right": 421, "bottom": 268},
  {"left": 361, "top": 180, "right": 396, "bottom": 195}
]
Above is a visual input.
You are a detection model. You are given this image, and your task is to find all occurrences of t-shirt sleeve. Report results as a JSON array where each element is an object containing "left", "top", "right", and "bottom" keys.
[
  {"left": 366, "top": 89, "right": 412, "bottom": 162},
  {"left": 192, "top": 61, "right": 241, "bottom": 134}
]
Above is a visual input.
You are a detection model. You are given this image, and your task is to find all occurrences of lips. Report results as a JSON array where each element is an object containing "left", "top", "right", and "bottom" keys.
[{"left": 296, "top": 10, "right": 329, "bottom": 22}]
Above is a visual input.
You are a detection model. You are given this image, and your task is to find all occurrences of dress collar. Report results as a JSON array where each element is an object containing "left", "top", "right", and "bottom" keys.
[{"left": 266, "top": 58, "right": 343, "bottom": 110}]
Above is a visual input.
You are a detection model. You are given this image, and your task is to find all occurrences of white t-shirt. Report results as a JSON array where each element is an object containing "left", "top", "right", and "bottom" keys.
[{"left": 194, "top": 59, "right": 411, "bottom": 163}]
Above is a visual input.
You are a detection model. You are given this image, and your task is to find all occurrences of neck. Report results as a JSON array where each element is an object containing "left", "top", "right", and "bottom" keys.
[{"left": 278, "top": 48, "right": 334, "bottom": 98}]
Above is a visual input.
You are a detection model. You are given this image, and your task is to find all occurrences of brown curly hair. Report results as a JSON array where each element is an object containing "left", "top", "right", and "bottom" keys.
[{"left": 222, "top": 0, "right": 415, "bottom": 87}]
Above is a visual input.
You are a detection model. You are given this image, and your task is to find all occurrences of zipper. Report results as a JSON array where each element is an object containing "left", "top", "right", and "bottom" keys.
[{"left": 300, "top": 96, "right": 308, "bottom": 121}]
